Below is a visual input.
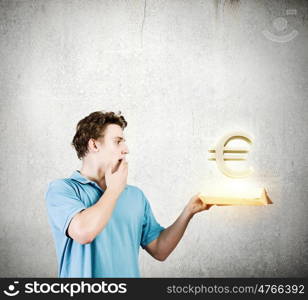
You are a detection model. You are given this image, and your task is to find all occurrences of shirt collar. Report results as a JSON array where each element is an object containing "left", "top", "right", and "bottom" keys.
[{"left": 70, "top": 170, "right": 105, "bottom": 191}]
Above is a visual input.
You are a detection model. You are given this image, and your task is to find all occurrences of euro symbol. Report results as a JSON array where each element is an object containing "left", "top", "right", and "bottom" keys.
[{"left": 208, "top": 132, "right": 254, "bottom": 178}]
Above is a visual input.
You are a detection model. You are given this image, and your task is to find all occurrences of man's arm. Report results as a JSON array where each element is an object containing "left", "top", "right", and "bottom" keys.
[
  {"left": 68, "top": 188, "right": 122, "bottom": 244},
  {"left": 68, "top": 160, "right": 128, "bottom": 244},
  {"left": 145, "top": 194, "right": 213, "bottom": 261}
]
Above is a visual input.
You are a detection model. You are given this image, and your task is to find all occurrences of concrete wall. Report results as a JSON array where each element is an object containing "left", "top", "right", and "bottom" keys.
[{"left": 0, "top": 0, "right": 307, "bottom": 277}]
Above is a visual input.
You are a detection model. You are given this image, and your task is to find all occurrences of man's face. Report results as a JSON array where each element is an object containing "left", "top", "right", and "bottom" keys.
[{"left": 93, "top": 124, "right": 129, "bottom": 173}]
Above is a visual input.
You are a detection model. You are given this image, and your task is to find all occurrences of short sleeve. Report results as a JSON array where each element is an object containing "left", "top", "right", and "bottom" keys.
[
  {"left": 45, "top": 180, "right": 86, "bottom": 237},
  {"left": 140, "top": 192, "right": 165, "bottom": 248}
]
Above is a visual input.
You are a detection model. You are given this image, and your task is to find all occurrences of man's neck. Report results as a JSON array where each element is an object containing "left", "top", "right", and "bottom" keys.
[{"left": 79, "top": 160, "right": 107, "bottom": 190}]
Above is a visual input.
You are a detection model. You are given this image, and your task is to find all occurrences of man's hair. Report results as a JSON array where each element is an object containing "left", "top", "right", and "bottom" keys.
[{"left": 71, "top": 111, "right": 127, "bottom": 160}]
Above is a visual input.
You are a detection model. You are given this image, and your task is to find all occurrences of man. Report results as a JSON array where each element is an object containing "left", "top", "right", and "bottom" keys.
[{"left": 45, "top": 111, "right": 212, "bottom": 278}]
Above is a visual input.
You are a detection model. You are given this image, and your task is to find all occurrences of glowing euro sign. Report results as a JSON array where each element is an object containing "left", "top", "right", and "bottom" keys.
[{"left": 208, "top": 132, "right": 254, "bottom": 178}]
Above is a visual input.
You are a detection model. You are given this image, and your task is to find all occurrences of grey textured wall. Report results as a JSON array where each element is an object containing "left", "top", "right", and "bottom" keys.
[{"left": 0, "top": 0, "right": 307, "bottom": 277}]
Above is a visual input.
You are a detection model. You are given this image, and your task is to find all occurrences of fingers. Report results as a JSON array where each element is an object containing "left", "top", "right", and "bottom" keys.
[
  {"left": 119, "top": 157, "right": 128, "bottom": 170},
  {"left": 192, "top": 192, "right": 201, "bottom": 201},
  {"left": 114, "top": 157, "right": 128, "bottom": 174}
]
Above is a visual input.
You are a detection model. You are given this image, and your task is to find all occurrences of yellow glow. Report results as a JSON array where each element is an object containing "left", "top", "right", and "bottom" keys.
[{"left": 203, "top": 179, "right": 257, "bottom": 195}]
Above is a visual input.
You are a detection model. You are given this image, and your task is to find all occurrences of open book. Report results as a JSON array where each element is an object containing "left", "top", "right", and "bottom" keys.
[{"left": 199, "top": 188, "right": 273, "bottom": 206}]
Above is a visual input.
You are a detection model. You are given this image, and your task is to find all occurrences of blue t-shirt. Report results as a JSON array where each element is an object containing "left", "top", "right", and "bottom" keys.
[{"left": 45, "top": 170, "right": 165, "bottom": 278}]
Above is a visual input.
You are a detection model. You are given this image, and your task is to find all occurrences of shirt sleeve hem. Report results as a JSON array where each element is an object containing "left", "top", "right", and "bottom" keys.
[
  {"left": 63, "top": 207, "right": 86, "bottom": 237},
  {"left": 141, "top": 227, "right": 165, "bottom": 249}
]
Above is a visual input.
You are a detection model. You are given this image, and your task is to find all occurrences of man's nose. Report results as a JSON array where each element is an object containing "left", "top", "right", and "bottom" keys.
[{"left": 122, "top": 144, "right": 129, "bottom": 155}]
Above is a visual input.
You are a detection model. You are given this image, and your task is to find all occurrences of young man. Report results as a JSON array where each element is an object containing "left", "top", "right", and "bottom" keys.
[{"left": 45, "top": 111, "right": 212, "bottom": 278}]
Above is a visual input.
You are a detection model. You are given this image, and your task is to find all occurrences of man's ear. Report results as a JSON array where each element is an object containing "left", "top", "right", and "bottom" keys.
[{"left": 88, "top": 138, "right": 100, "bottom": 152}]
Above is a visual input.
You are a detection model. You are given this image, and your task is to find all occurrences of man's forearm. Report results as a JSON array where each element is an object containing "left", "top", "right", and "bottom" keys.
[
  {"left": 77, "top": 188, "right": 122, "bottom": 242},
  {"left": 155, "top": 208, "right": 194, "bottom": 260}
]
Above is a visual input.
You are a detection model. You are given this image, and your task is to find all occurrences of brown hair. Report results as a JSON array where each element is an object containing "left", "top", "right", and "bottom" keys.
[{"left": 71, "top": 111, "right": 127, "bottom": 160}]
